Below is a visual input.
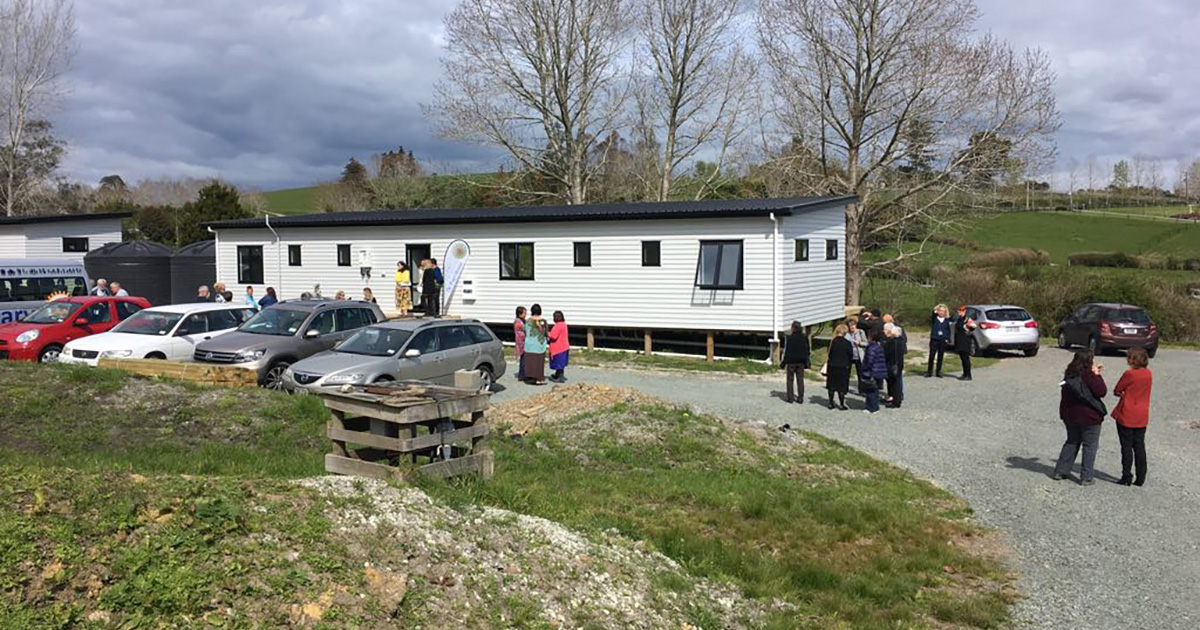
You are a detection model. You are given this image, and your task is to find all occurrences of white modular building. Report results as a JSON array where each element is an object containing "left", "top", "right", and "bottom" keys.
[
  {"left": 0, "top": 212, "right": 127, "bottom": 261},
  {"left": 205, "top": 197, "right": 852, "bottom": 338}
]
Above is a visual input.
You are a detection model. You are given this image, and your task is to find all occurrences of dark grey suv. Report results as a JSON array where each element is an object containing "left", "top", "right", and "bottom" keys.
[{"left": 193, "top": 299, "right": 386, "bottom": 389}]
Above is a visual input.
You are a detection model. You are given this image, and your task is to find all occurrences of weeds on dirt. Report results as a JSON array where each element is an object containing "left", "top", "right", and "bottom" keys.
[{"left": 421, "top": 403, "right": 1017, "bottom": 629}]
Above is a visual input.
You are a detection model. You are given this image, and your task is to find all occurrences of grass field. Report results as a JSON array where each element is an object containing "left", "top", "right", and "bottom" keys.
[
  {"left": 961, "top": 212, "right": 1200, "bottom": 262},
  {"left": 0, "top": 362, "right": 1016, "bottom": 629},
  {"left": 260, "top": 185, "right": 320, "bottom": 215}
]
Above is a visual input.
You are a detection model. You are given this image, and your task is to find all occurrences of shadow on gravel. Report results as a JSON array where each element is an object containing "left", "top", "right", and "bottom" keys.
[{"left": 1005, "top": 456, "right": 1123, "bottom": 484}]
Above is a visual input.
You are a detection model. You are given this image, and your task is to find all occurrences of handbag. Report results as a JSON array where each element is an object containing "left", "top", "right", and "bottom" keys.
[
  {"left": 1063, "top": 375, "right": 1107, "bottom": 416},
  {"left": 820, "top": 363, "right": 828, "bottom": 377}
]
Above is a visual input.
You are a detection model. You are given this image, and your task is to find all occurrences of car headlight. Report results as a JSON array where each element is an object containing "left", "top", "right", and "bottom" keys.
[
  {"left": 234, "top": 349, "right": 266, "bottom": 363},
  {"left": 323, "top": 373, "right": 365, "bottom": 385},
  {"left": 15, "top": 329, "right": 39, "bottom": 344},
  {"left": 101, "top": 349, "right": 133, "bottom": 358}
]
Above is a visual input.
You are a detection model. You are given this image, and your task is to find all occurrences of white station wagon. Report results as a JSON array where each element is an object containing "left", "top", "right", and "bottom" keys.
[{"left": 59, "top": 303, "right": 256, "bottom": 366}]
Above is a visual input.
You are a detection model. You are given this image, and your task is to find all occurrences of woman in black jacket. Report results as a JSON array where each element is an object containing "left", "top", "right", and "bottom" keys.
[
  {"left": 780, "top": 321, "right": 811, "bottom": 404},
  {"left": 952, "top": 305, "right": 976, "bottom": 381},
  {"left": 825, "top": 323, "right": 854, "bottom": 410}
]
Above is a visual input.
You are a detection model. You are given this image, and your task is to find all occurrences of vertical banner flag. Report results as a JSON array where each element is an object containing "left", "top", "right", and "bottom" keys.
[{"left": 441, "top": 240, "right": 471, "bottom": 311}]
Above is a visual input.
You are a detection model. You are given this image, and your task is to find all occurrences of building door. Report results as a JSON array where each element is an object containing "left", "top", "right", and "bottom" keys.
[{"left": 406, "top": 244, "right": 431, "bottom": 313}]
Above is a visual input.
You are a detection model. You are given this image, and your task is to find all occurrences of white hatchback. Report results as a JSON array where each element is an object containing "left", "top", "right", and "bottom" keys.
[{"left": 59, "top": 303, "right": 256, "bottom": 366}]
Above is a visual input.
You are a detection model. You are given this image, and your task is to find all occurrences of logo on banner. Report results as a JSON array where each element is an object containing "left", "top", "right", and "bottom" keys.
[{"left": 441, "top": 240, "right": 470, "bottom": 311}]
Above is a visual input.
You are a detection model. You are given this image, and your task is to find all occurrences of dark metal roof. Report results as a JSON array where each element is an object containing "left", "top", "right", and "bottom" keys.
[
  {"left": 85, "top": 240, "right": 174, "bottom": 259},
  {"left": 0, "top": 211, "right": 131, "bottom": 226},
  {"left": 204, "top": 196, "right": 855, "bottom": 230}
]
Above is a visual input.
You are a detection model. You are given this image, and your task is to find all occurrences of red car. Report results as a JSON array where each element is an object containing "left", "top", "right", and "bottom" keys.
[{"left": 0, "top": 296, "right": 150, "bottom": 363}]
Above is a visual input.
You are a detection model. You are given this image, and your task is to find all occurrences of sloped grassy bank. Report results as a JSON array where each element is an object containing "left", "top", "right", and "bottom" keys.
[{"left": 0, "top": 364, "right": 1015, "bottom": 629}]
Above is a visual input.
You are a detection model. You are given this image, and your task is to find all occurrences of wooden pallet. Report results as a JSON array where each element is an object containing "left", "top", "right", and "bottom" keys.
[
  {"left": 318, "top": 380, "right": 493, "bottom": 482},
  {"left": 97, "top": 358, "right": 259, "bottom": 387}
]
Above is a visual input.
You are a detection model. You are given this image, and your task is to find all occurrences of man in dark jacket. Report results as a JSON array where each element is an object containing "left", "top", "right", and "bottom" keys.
[
  {"left": 420, "top": 260, "right": 439, "bottom": 316},
  {"left": 951, "top": 305, "right": 975, "bottom": 381},
  {"left": 883, "top": 323, "right": 907, "bottom": 407},
  {"left": 780, "top": 321, "right": 811, "bottom": 404}
]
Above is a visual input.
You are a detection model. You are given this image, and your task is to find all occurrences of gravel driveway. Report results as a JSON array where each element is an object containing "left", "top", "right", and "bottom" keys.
[{"left": 493, "top": 347, "right": 1200, "bottom": 630}]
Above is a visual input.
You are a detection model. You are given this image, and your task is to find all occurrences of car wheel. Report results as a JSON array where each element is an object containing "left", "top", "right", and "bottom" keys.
[
  {"left": 969, "top": 337, "right": 981, "bottom": 357},
  {"left": 373, "top": 375, "right": 395, "bottom": 384},
  {"left": 476, "top": 365, "right": 494, "bottom": 391},
  {"left": 1146, "top": 347, "right": 1157, "bottom": 359},
  {"left": 263, "top": 361, "right": 290, "bottom": 391},
  {"left": 145, "top": 352, "right": 166, "bottom": 360},
  {"left": 1056, "top": 331, "right": 1069, "bottom": 349},
  {"left": 1024, "top": 346, "right": 1039, "bottom": 357},
  {"left": 38, "top": 345, "right": 63, "bottom": 363}
]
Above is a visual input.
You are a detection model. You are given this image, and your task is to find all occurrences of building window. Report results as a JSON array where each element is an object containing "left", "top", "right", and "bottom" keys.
[
  {"left": 794, "top": 239, "right": 809, "bottom": 262},
  {"left": 499, "top": 242, "right": 535, "bottom": 280},
  {"left": 62, "top": 237, "right": 89, "bottom": 253},
  {"left": 237, "top": 245, "right": 264, "bottom": 284},
  {"left": 695, "top": 240, "right": 744, "bottom": 290},
  {"left": 642, "top": 241, "right": 661, "bottom": 267},
  {"left": 573, "top": 242, "right": 591, "bottom": 267},
  {"left": 825, "top": 239, "right": 839, "bottom": 261},
  {"left": 288, "top": 244, "right": 302, "bottom": 266},
  {"left": 337, "top": 244, "right": 351, "bottom": 267}
]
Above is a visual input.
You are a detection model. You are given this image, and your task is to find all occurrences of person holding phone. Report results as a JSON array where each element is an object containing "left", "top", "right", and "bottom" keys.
[{"left": 951, "top": 305, "right": 977, "bottom": 381}]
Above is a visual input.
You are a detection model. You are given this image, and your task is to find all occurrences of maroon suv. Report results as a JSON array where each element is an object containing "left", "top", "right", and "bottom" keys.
[{"left": 1056, "top": 303, "right": 1159, "bottom": 357}]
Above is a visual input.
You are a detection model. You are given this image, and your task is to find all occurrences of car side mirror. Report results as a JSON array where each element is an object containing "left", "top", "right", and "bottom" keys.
[
  {"left": 74, "top": 317, "right": 89, "bottom": 326},
  {"left": 404, "top": 348, "right": 421, "bottom": 358},
  {"left": 305, "top": 329, "right": 320, "bottom": 339}
]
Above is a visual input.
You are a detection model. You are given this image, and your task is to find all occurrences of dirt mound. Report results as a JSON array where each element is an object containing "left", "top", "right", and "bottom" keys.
[
  {"left": 300, "top": 476, "right": 782, "bottom": 629},
  {"left": 489, "top": 383, "right": 663, "bottom": 436}
]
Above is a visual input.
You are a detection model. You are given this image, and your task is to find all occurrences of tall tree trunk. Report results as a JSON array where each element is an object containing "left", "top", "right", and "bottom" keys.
[{"left": 844, "top": 201, "right": 864, "bottom": 305}]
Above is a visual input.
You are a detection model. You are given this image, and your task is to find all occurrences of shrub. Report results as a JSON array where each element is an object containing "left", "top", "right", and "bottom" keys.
[
  {"left": 1068, "top": 252, "right": 1142, "bottom": 268},
  {"left": 969, "top": 248, "right": 1050, "bottom": 268}
]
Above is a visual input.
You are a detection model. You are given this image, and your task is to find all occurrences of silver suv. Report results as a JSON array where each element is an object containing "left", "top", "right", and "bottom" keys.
[
  {"left": 282, "top": 318, "right": 506, "bottom": 393},
  {"left": 193, "top": 299, "right": 385, "bottom": 389}
]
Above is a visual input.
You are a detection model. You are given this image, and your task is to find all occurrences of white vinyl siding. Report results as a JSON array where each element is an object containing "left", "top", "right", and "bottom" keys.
[
  {"left": 214, "top": 206, "right": 849, "bottom": 334},
  {"left": 0, "top": 227, "right": 26, "bottom": 257},
  {"left": 779, "top": 206, "right": 846, "bottom": 329},
  {"left": 20, "top": 219, "right": 123, "bottom": 262}
]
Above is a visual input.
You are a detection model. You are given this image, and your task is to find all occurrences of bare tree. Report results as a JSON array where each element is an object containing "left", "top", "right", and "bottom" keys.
[
  {"left": 1145, "top": 156, "right": 1164, "bottom": 195},
  {"left": 1086, "top": 154, "right": 1098, "bottom": 196},
  {"left": 428, "top": 0, "right": 631, "bottom": 205},
  {"left": 757, "top": 0, "right": 1059, "bottom": 303},
  {"left": 128, "top": 176, "right": 222, "bottom": 207},
  {"left": 1066, "top": 156, "right": 1079, "bottom": 206},
  {"left": 636, "top": 0, "right": 754, "bottom": 201},
  {"left": 0, "top": 0, "right": 76, "bottom": 217}
]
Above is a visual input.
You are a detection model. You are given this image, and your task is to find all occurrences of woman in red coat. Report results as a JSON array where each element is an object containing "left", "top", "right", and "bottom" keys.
[
  {"left": 1053, "top": 350, "right": 1108, "bottom": 485},
  {"left": 1113, "top": 348, "right": 1153, "bottom": 486}
]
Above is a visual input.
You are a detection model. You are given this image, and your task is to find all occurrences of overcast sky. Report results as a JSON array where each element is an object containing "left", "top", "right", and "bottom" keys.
[{"left": 56, "top": 0, "right": 1198, "bottom": 191}]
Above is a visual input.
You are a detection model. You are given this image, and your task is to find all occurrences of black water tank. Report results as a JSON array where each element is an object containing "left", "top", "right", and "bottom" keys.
[
  {"left": 171, "top": 240, "right": 216, "bottom": 304},
  {"left": 84, "top": 240, "right": 174, "bottom": 305}
]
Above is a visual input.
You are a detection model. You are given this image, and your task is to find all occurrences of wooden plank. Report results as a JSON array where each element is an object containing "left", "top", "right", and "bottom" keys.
[
  {"left": 99, "top": 358, "right": 257, "bottom": 387},
  {"left": 418, "top": 452, "right": 490, "bottom": 480},
  {"left": 706, "top": 331, "right": 715, "bottom": 363},
  {"left": 328, "top": 424, "right": 405, "bottom": 451},
  {"left": 644, "top": 330, "right": 653, "bottom": 355},
  {"left": 586, "top": 327, "right": 595, "bottom": 350},
  {"left": 399, "top": 423, "right": 489, "bottom": 453},
  {"left": 325, "top": 453, "right": 404, "bottom": 481},
  {"left": 320, "top": 394, "right": 490, "bottom": 426}
]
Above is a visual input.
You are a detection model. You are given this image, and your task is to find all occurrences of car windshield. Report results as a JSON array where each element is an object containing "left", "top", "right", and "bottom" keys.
[
  {"left": 336, "top": 327, "right": 412, "bottom": 357},
  {"left": 239, "top": 308, "right": 309, "bottom": 336},
  {"left": 986, "top": 308, "right": 1031, "bottom": 322},
  {"left": 22, "top": 301, "right": 82, "bottom": 324},
  {"left": 1107, "top": 309, "right": 1151, "bottom": 324},
  {"left": 112, "top": 310, "right": 185, "bottom": 336}
]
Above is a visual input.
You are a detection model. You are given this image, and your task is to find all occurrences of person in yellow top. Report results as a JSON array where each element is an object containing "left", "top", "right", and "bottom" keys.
[{"left": 394, "top": 261, "right": 413, "bottom": 316}]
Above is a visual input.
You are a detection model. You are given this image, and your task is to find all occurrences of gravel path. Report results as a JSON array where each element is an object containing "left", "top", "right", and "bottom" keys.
[{"left": 492, "top": 348, "right": 1200, "bottom": 630}]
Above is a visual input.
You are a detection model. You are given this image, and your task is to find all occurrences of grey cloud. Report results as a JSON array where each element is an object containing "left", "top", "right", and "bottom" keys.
[{"left": 57, "top": 0, "right": 1199, "bottom": 189}]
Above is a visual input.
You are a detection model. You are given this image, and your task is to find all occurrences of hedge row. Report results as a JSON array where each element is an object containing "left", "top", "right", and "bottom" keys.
[{"left": 1068, "top": 251, "right": 1200, "bottom": 271}]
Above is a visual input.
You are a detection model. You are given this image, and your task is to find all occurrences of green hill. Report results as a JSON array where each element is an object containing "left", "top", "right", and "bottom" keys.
[{"left": 259, "top": 186, "right": 320, "bottom": 215}]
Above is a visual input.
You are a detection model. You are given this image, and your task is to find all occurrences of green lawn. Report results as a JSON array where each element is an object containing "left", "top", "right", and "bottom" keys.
[
  {"left": 961, "top": 212, "right": 1200, "bottom": 262},
  {"left": 1083, "top": 205, "right": 1197, "bottom": 218}
]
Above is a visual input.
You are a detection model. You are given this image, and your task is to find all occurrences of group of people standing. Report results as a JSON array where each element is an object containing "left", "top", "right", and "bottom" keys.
[
  {"left": 780, "top": 309, "right": 907, "bottom": 413},
  {"left": 393, "top": 259, "right": 443, "bottom": 318},
  {"left": 513, "top": 305, "right": 570, "bottom": 386},
  {"left": 927, "top": 303, "right": 977, "bottom": 381},
  {"left": 89, "top": 278, "right": 130, "bottom": 297},
  {"left": 1053, "top": 348, "right": 1153, "bottom": 486}
]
